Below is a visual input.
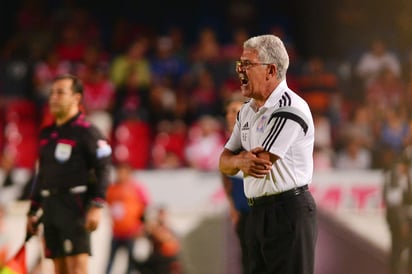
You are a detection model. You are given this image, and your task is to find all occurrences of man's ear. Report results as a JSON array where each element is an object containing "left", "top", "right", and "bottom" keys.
[
  {"left": 266, "top": 65, "right": 275, "bottom": 80},
  {"left": 269, "top": 65, "right": 275, "bottom": 75},
  {"left": 74, "top": 92, "right": 83, "bottom": 105}
]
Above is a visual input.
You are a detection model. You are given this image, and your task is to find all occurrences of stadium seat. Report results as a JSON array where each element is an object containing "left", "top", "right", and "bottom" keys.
[
  {"left": 3, "top": 119, "right": 39, "bottom": 169},
  {"left": 112, "top": 120, "right": 152, "bottom": 169},
  {"left": 4, "top": 99, "right": 38, "bottom": 123}
]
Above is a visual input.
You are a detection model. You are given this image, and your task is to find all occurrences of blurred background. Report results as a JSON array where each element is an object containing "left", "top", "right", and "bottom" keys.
[{"left": 1, "top": 0, "right": 412, "bottom": 273}]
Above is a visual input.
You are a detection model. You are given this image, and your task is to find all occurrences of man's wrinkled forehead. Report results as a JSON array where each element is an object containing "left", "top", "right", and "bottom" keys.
[{"left": 240, "top": 49, "right": 260, "bottom": 64}]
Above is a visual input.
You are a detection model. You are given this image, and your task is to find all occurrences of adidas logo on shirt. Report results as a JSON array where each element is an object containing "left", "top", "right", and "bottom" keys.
[{"left": 242, "top": 122, "right": 249, "bottom": 130}]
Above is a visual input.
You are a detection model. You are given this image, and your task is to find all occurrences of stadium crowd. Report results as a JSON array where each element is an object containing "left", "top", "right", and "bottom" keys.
[{"left": 0, "top": 0, "right": 412, "bottom": 199}]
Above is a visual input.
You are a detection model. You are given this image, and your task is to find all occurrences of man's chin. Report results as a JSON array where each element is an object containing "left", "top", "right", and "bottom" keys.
[
  {"left": 49, "top": 108, "right": 61, "bottom": 118},
  {"left": 240, "top": 86, "right": 250, "bottom": 96},
  {"left": 49, "top": 109, "right": 58, "bottom": 116}
]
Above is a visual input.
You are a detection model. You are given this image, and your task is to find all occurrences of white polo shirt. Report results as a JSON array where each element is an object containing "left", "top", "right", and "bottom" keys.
[{"left": 225, "top": 80, "right": 314, "bottom": 198}]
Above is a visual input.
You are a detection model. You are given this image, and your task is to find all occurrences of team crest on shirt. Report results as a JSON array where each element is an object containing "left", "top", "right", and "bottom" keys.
[
  {"left": 256, "top": 115, "right": 267, "bottom": 133},
  {"left": 55, "top": 142, "right": 72, "bottom": 162}
]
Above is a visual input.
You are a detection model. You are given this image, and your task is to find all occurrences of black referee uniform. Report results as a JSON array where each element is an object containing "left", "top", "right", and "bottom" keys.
[{"left": 28, "top": 112, "right": 112, "bottom": 258}]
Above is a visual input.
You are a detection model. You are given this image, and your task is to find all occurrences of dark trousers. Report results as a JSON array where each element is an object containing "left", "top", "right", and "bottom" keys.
[
  {"left": 106, "top": 237, "right": 135, "bottom": 274},
  {"left": 236, "top": 212, "right": 250, "bottom": 274},
  {"left": 386, "top": 210, "right": 408, "bottom": 274},
  {"left": 245, "top": 191, "right": 317, "bottom": 274}
]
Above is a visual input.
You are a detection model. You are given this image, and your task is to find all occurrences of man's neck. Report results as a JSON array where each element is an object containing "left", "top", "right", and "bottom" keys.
[{"left": 55, "top": 110, "right": 79, "bottom": 126}]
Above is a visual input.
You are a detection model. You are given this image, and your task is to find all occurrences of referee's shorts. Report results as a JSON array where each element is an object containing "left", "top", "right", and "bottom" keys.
[{"left": 41, "top": 186, "right": 91, "bottom": 258}]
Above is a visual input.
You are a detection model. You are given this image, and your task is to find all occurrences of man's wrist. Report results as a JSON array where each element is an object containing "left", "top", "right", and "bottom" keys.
[
  {"left": 89, "top": 198, "right": 106, "bottom": 208},
  {"left": 27, "top": 202, "right": 40, "bottom": 216}
]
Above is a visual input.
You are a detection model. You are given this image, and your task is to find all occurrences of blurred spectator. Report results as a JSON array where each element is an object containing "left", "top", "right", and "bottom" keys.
[
  {"left": 313, "top": 112, "right": 334, "bottom": 171},
  {"left": 298, "top": 56, "right": 344, "bottom": 146},
  {"left": 69, "top": 8, "right": 102, "bottom": 48},
  {"left": 148, "top": 78, "right": 179, "bottom": 125},
  {"left": 110, "top": 37, "right": 151, "bottom": 89},
  {"left": 365, "top": 66, "right": 405, "bottom": 113},
  {"left": 135, "top": 206, "right": 182, "bottom": 274},
  {"left": 337, "top": 105, "right": 375, "bottom": 150},
  {"left": 190, "top": 26, "right": 221, "bottom": 64},
  {"left": 187, "top": 68, "right": 221, "bottom": 121},
  {"left": 2, "top": 99, "right": 39, "bottom": 170},
  {"left": 298, "top": 56, "right": 339, "bottom": 116},
  {"left": 151, "top": 120, "right": 188, "bottom": 169},
  {"left": 188, "top": 26, "right": 227, "bottom": 89},
  {"left": 184, "top": 115, "right": 225, "bottom": 171},
  {"left": 71, "top": 43, "right": 115, "bottom": 138},
  {"left": 355, "top": 38, "right": 401, "bottom": 88},
  {"left": 150, "top": 35, "right": 188, "bottom": 86},
  {"left": 269, "top": 24, "right": 303, "bottom": 87},
  {"left": 75, "top": 44, "right": 114, "bottom": 114},
  {"left": 55, "top": 23, "right": 87, "bottom": 64},
  {"left": 380, "top": 108, "right": 410, "bottom": 153},
  {"left": 334, "top": 136, "right": 372, "bottom": 170},
  {"left": 335, "top": 0, "right": 369, "bottom": 58},
  {"left": 221, "top": 28, "right": 248, "bottom": 61},
  {"left": 74, "top": 43, "right": 110, "bottom": 81},
  {"left": 314, "top": 112, "right": 333, "bottom": 152},
  {"left": 112, "top": 119, "right": 152, "bottom": 169},
  {"left": 313, "top": 146, "right": 333, "bottom": 171},
  {"left": 0, "top": 153, "right": 33, "bottom": 204},
  {"left": 112, "top": 67, "right": 151, "bottom": 126},
  {"left": 166, "top": 26, "right": 189, "bottom": 61},
  {"left": 220, "top": 94, "right": 250, "bottom": 274},
  {"left": 0, "top": 36, "right": 34, "bottom": 106},
  {"left": 382, "top": 152, "right": 410, "bottom": 274},
  {"left": 219, "top": 76, "right": 241, "bottom": 107},
  {"left": 32, "top": 49, "right": 72, "bottom": 107},
  {"left": 106, "top": 163, "right": 150, "bottom": 274},
  {"left": 3, "top": 0, "right": 412, "bottom": 179},
  {"left": 374, "top": 108, "right": 410, "bottom": 169}
]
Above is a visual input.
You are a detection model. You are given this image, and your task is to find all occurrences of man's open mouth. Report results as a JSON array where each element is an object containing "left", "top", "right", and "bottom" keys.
[{"left": 239, "top": 73, "right": 249, "bottom": 86}]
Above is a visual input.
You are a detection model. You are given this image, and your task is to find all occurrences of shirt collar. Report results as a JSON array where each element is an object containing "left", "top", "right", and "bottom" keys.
[
  {"left": 54, "top": 112, "right": 82, "bottom": 128},
  {"left": 249, "top": 80, "right": 288, "bottom": 111}
]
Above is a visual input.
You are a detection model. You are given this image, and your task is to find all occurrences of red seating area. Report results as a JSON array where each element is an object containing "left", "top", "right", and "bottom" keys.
[
  {"left": 0, "top": 100, "right": 194, "bottom": 170},
  {"left": 1, "top": 100, "right": 40, "bottom": 169},
  {"left": 151, "top": 122, "right": 188, "bottom": 169},
  {"left": 0, "top": 99, "right": 230, "bottom": 170},
  {"left": 112, "top": 119, "right": 152, "bottom": 169}
]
